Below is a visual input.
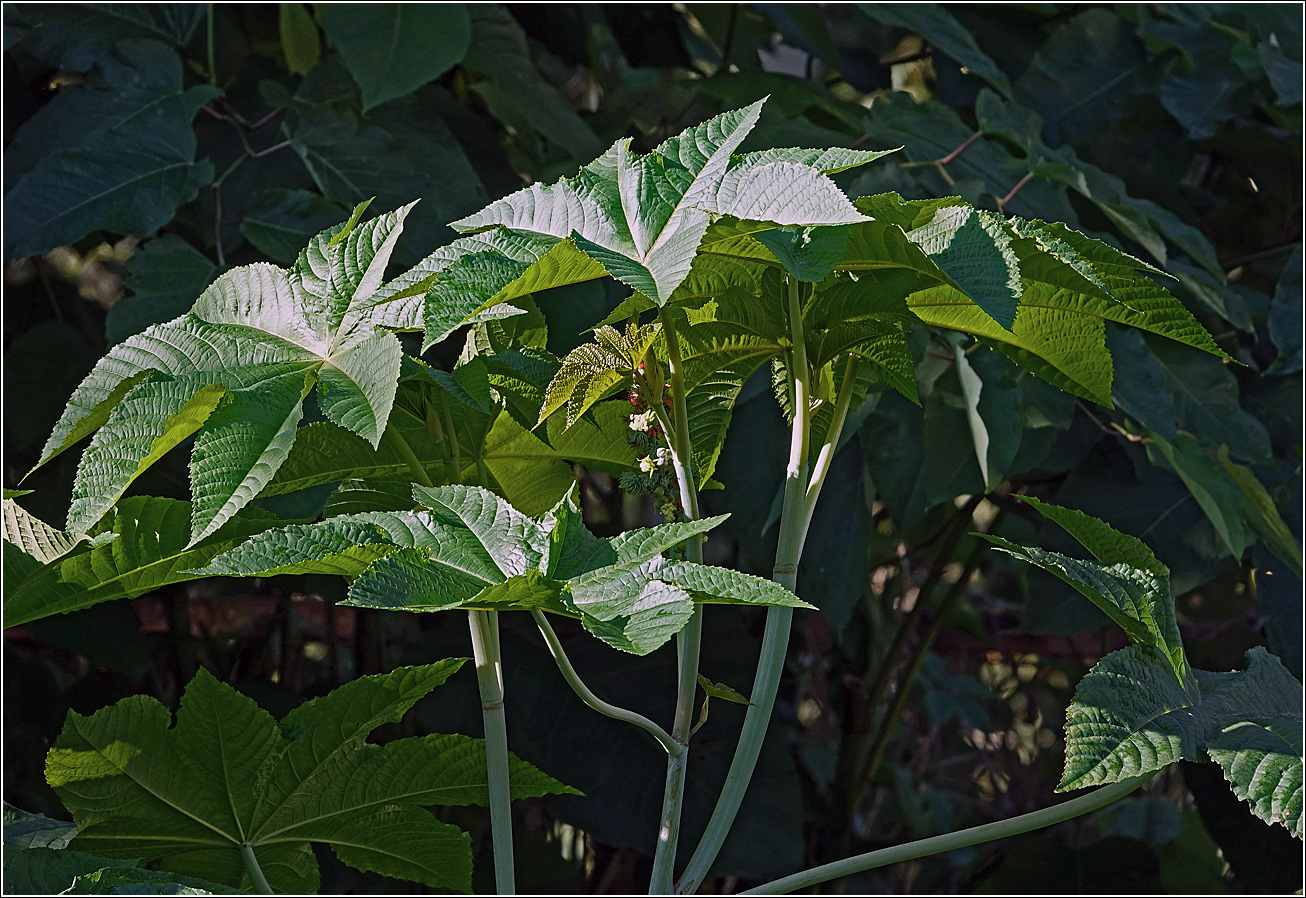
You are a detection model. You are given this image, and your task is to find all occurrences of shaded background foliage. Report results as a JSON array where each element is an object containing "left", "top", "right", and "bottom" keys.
[{"left": 2, "top": 2, "right": 1301, "bottom": 893}]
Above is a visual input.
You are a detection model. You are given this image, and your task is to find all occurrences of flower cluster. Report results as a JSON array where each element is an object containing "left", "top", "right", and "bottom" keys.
[{"left": 618, "top": 367, "right": 682, "bottom": 521}]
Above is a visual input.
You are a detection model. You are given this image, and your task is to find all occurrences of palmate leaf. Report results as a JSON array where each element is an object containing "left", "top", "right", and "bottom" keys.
[
  {"left": 46, "top": 663, "right": 578, "bottom": 894},
  {"left": 33, "top": 202, "right": 433, "bottom": 545},
  {"left": 1202, "top": 648, "right": 1303, "bottom": 838},
  {"left": 418, "top": 235, "right": 607, "bottom": 350},
  {"left": 3, "top": 496, "right": 84, "bottom": 564},
  {"left": 691, "top": 196, "right": 1223, "bottom": 406},
  {"left": 4, "top": 803, "right": 78, "bottom": 850},
  {"left": 61, "top": 866, "right": 238, "bottom": 894},
  {"left": 3, "top": 497, "right": 286, "bottom": 630},
  {"left": 449, "top": 98, "right": 882, "bottom": 306},
  {"left": 1060, "top": 644, "right": 1304, "bottom": 834},
  {"left": 1059, "top": 644, "right": 1204, "bottom": 790},
  {"left": 854, "top": 194, "right": 1022, "bottom": 328},
  {"left": 2, "top": 844, "right": 142, "bottom": 896},
  {"left": 545, "top": 249, "right": 921, "bottom": 485},
  {"left": 196, "top": 486, "right": 809, "bottom": 655}
]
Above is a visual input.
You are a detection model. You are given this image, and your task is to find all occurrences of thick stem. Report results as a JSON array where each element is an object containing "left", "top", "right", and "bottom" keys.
[
  {"left": 740, "top": 773, "right": 1155, "bottom": 894},
  {"left": 675, "top": 277, "right": 825, "bottom": 895},
  {"left": 468, "top": 610, "right": 514, "bottom": 894},
  {"left": 240, "top": 842, "right": 273, "bottom": 894},
  {"left": 532, "top": 610, "right": 682, "bottom": 756},
  {"left": 650, "top": 305, "right": 706, "bottom": 893}
]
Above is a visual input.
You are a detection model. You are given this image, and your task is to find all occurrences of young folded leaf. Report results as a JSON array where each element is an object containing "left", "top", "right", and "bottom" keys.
[{"left": 45, "top": 663, "right": 579, "bottom": 894}]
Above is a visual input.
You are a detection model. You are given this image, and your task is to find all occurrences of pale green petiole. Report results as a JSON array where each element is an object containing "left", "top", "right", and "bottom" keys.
[
  {"left": 385, "top": 421, "right": 519, "bottom": 889},
  {"left": 531, "top": 609, "right": 682, "bottom": 756},
  {"left": 742, "top": 773, "right": 1156, "bottom": 894},
  {"left": 468, "top": 608, "right": 515, "bottom": 894},
  {"left": 240, "top": 842, "right": 273, "bottom": 895}
]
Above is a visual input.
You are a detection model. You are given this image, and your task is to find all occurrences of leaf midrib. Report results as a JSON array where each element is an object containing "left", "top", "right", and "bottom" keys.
[
  {"left": 248, "top": 780, "right": 505, "bottom": 842},
  {"left": 250, "top": 699, "right": 433, "bottom": 840},
  {"left": 23, "top": 159, "right": 202, "bottom": 232},
  {"left": 69, "top": 716, "right": 239, "bottom": 845}
]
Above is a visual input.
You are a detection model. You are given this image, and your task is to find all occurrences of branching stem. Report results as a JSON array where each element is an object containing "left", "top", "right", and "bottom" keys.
[
  {"left": 741, "top": 773, "right": 1155, "bottom": 894},
  {"left": 650, "top": 305, "right": 705, "bottom": 894},
  {"left": 677, "top": 276, "right": 854, "bottom": 895},
  {"left": 532, "top": 610, "right": 682, "bottom": 756}
]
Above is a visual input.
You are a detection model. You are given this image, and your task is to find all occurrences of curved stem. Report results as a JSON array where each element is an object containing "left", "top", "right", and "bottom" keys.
[
  {"left": 741, "top": 773, "right": 1156, "bottom": 894},
  {"left": 439, "top": 391, "right": 461, "bottom": 483},
  {"left": 240, "top": 842, "right": 274, "bottom": 895},
  {"left": 383, "top": 420, "right": 434, "bottom": 488},
  {"left": 650, "top": 305, "right": 705, "bottom": 893},
  {"left": 676, "top": 277, "right": 825, "bottom": 895},
  {"left": 532, "top": 610, "right": 682, "bottom": 756},
  {"left": 468, "top": 609, "right": 515, "bottom": 894}
]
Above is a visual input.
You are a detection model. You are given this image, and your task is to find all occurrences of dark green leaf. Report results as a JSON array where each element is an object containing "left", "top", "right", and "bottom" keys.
[
  {"left": 5, "top": 3, "right": 205, "bottom": 69},
  {"left": 324, "top": 4, "right": 470, "bottom": 112},
  {"left": 461, "top": 5, "right": 603, "bottom": 158},
  {"left": 1202, "top": 648, "right": 1303, "bottom": 838},
  {"left": 4, "top": 40, "right": 218, "bottom": 260},
  {"left": 1146, "top": 431, "right": 1248, "bottom": 563},
  {"left": 46, "top": 662, "right": 577, "bottom": 892},
  {"left": 1013, "top": 8, "right": 1157, "bottom": 146},
  {"left": 1059, "top": 645, "right": 1202, "bottom": 790}
]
